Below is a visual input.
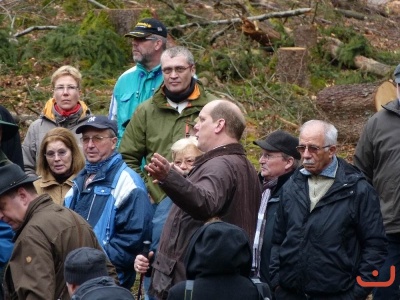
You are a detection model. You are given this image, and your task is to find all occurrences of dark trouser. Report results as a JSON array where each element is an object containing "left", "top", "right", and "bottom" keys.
[
  {"left": 275, "top": 287, "right": 355, "bottom": 300},
  {"left": 373, "top": 233, "right": 400, "bottom": 300}
]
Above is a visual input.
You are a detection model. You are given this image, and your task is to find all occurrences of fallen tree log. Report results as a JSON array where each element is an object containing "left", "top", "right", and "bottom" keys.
[
  {"left": 323, "top": 37, "right": 392, "bottom": 77},
  {"left": 316, "top": 81, "right": 396, "bottom": 143}
]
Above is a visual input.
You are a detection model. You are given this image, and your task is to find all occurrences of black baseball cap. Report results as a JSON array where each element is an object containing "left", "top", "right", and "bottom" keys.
[
  {"left": 254, "top": 130, "right": 301, "bottom": 160},
  {"left": 125, "top": 18, "right": 167, "bottom": 38}
]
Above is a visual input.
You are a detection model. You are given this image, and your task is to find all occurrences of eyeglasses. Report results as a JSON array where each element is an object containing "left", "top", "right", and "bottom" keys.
[
  {"left": 44, "top": 149, "right": 68, "bottom": 159},
  {"left": 162, "top": 65, "right": 192, "bottom": 75},
  {"left": 260, "top": 153, "right": 283, "bottom": 160},
  {"left": 54, "top": 85, "right": 79, "bottom": 93},
  {"left": 296, "top": 145, "right": 331, "bottom": 154},
  {"left": 81, "top": 135, "right": 114, "bottom": 145}
]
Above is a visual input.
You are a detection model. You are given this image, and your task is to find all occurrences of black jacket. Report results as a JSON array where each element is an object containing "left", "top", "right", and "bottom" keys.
[
  {"left": 167, "top": 221, "right": 269, "bottom": 300},
  {"left": 259, "top": 171, "right": 294, "bottom": 284},
  {"left": 269, "top": 158, "right": 387, "bottom": 299}
]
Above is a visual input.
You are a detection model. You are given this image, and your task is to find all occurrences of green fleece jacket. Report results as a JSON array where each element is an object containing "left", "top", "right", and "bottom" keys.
[{"left": 119, "top": 81, "right": 217, "bottom": 203}]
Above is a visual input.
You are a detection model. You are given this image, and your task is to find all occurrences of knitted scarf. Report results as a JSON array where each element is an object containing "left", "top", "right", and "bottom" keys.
[{"left": 163, "top": 77, "right": 196, "bottom": 103}]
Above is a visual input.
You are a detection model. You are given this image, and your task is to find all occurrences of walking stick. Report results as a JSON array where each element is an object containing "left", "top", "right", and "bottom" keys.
[{"left": 137, "top": 240, "right": 151, "bottom": 300}]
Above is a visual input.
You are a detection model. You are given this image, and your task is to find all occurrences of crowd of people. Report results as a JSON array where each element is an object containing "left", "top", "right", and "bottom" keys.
[{"left": 0, "top": 16, "right": 398, "bottom": 300}]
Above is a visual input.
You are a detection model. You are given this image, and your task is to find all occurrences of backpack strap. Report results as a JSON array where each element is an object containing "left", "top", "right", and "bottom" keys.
[
  {"left": 184, "top": 280, "right": 194, "bottom": 300},
  {"left": 251, "top": 277, "right": 271, "bottom": 300}
]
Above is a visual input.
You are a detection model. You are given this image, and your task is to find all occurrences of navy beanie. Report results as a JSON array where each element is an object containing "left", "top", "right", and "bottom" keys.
[{"left": 64, "top": 247, "right": 108, "bottom": 285}]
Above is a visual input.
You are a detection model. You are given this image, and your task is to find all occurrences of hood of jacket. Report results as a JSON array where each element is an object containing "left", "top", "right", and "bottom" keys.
[
  {"left": 184, "top": 221, "right": 252, "bottom": 280},
  {"left": 41, "top": 98, "right": 91, "bottom": 122},
  {"left": 72, "top": 276, "right": 134, "bottom": 300}
]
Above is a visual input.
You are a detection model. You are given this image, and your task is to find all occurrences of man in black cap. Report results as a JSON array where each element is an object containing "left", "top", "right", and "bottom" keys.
[
  {"left": 252, "top": 130, "right": 300, "bottom": 288},
  {"left": 64, "top": 115, "right": 153, "bottom": 291},
  {"left": 109, "top": 18, "right": 168, "bottom": 142},
  {"left": 354, "top": 64, "right": 400, "bottom": 299},
  {"left": 65, "top": 247, "right": 134, "bottom": 299},
  {"left": 0, "top": 163, "right": 116, "bottom": 300}
]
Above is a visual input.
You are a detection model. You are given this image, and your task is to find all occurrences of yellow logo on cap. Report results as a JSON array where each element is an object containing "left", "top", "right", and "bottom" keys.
[{"left": 135, "top": 22, "right": 152, "bottom": 28}]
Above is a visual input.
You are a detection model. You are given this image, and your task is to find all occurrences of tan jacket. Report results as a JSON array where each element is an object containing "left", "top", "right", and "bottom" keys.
[{"left": 34, "top": 173, "right": 76, "bottom": 205}]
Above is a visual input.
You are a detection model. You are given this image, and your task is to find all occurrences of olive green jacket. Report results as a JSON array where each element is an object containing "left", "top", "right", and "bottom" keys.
[{"left": 119, "top": 82, "right": 217, "bottom": 203}]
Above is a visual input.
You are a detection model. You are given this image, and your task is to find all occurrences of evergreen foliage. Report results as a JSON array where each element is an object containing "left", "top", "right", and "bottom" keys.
[
  {"left": 20, "top": 23, "right": 129, "bottom": 77},
  {"left": 0, "top": 29, "right": 17, "bottom": 69}
]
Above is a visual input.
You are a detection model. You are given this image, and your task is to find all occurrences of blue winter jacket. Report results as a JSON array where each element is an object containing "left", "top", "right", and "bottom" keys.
[
  {"left": 0, "top": 221, "right": 13, "bottom": 268},
  {"left": 109, "top": 64, "right": 163, "bottom": 142},
  {"left": 64, "top": 153, "right": 153, "bottom": 289}
]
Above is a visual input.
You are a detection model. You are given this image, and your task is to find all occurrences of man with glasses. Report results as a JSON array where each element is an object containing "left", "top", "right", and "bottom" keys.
[
  {"left": 109, "top": 18, "right": 168, "bottom": 143},
  {"left": 252, "top": 130, "right": 300, "bottom": 290},
  {"left": 270, "top": 120, "right": 387, "bottom": 300},
  {"left": 64, "top": 115, "right": 153, "bottom": 291},
  {"left": 120, "top": 45, "right": 216, "bottom": 299},
  {"left": 354, "top": 64, "right": 400, "bottom": 300}
]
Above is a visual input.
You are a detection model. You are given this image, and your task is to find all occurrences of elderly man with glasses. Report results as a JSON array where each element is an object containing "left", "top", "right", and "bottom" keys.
[
  {"left": 64, "top": 115, "right": 153, "bottom": 291},
  {"left": 269, "top": 120, "right": 387, "bottom": 300},
  {"left": 109, "top": 18, "right": 168, "bottom": 143}
]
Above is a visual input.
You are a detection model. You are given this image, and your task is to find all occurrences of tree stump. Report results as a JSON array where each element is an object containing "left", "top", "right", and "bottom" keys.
[
  {"left": 316, "top": 81, "right": 396, "bottom": 143},
  {"left": 293, "top": 25, "right": 317, "bottom": 49},
  {"left": 276, "top": 47, "right": 308, "bottom": 87}
]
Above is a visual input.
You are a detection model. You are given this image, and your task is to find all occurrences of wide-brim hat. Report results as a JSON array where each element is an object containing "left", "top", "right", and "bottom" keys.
[
  {"left": 76, "top": 115, "right": 118, "bottom": 136},
  {"left": 0, "top": 163, "right": 39, "bottom": 196},
  {"left": 124, "top": 18, "right": 167, "bottom": 38},
  {"left": 254, "top": 129, "right": 301, "bottom": 160}
]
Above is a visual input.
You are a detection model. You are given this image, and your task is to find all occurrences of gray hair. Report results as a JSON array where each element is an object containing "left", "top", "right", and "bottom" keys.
[
  {"left": 300, "top": 120, "right": 338, "bottom": 148},
  {"left": 171, "top": 136, "right": 203, "bottom": 160},
  {"left": 161, "top": 46, "right": 195, "bottom": 65}
]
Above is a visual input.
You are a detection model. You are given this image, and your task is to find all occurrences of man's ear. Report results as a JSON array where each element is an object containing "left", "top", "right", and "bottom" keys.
[
  {"left": 17, "top": 187, "right": 30, "bottom": 206},
  {"left": 215, "top": 118, "right": 225, "bottom": 133},
  {"left": 284, "top": 157, "right": 295, "bottom": 171}
]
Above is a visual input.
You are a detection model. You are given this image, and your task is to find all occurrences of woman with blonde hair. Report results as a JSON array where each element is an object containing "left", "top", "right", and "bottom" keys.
[
  {"left": 34, "top": 127, "right": 85, "bottom": 205},
  {"left": 22, "top": 65, "right": 92, "bottom": 176}
]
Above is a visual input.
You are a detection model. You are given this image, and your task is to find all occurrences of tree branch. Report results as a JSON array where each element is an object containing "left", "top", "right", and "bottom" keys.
[
  {"left": 13, "top": 26, "right": 58, "bottom": 37},
  {"left": 170, "top": 8, "right": 312, "bottom": 29},
  {"left": 87, "top": 0, "right": 109, "bottom": 9}
]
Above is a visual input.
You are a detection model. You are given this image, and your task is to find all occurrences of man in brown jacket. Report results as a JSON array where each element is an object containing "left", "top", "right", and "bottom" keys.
[
  {"left": 135, "top": 99, "right": 261, "bottom": 299},
  {"left": 0, "top": 163, "right": 117, "bottom": 300}
]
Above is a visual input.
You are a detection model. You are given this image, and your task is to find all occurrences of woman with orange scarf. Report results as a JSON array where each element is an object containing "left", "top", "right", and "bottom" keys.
[{"left": 22, "top": 65, "right": 92, "bottom": 175}]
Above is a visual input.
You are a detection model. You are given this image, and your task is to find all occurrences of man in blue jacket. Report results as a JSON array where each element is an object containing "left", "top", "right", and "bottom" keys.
[
  {"left": 64, "top": 115, "right": 153, "bottom": 290},
  {"left": 109, "top": 18, "right": 167, "bottom": 142},
  {"left": 270, "top": 120, "right": 387, "bottom": 300}
]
